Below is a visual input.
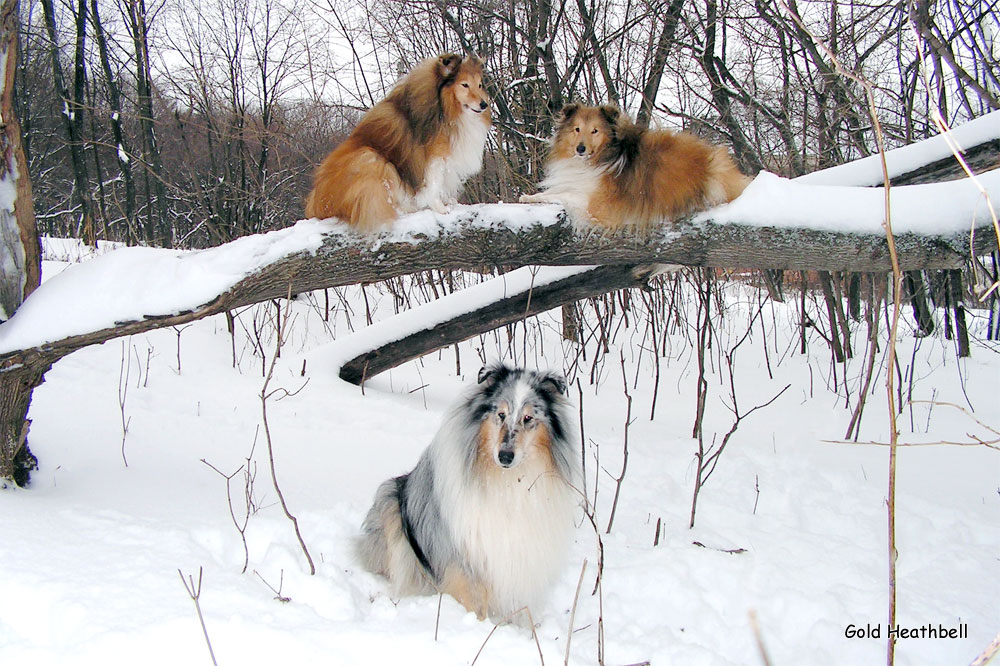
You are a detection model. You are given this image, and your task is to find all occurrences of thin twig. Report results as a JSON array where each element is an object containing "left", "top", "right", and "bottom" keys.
[
  {"left": 824, "top": 435, "right": 999, "bottom": 448},
  {"left": 177, "top": 567, "right": 218, "bottom": 666},
  {"left": 576, "top": 378, "right": 589, "bottom": 512},
  {"left": 469, "top": 606, "right": 544, "bottom": 666},
  {"left": 118, "top": 338, "right": 131, "bottom": 468},
  {"left": 908, "top": 400, "right": 1000, "bottom": 437},
  {"left": 435, "top": 593, "right": 443, "bottom": 641},
  {"left": 969, "top": 630, "right": 1000, "bottom": 666},
  {"left": 749, "top": 610, "right": 774, "bottom": 666},
  {"left": 201, "top": 452, "right": 252, "bottom": 574},
  {"left": 261, "top": 287, "right": 316, "bottom": 575},
  {"left": 253, "top": 568, "right": 291, "bottom": 602},
  {"left": 605, "top": 351, "right": 633, "bottom": 534},
  {"left": 470, "top": 624, "right": 500, "bottom": 666},
  {"left": 564, "top": 559, "right": 588, "bottom": 666}
]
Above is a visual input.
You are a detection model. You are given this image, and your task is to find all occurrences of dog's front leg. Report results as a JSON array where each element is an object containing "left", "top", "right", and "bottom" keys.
[
  {"left": 519, "top": 191, "right": 559, "bottom": 204},
  {"left": 415, "top": 159, "right": 451, "bottom": 215},
  {"left": 440, "top": 566, "right": 490, "bottom": 620}
]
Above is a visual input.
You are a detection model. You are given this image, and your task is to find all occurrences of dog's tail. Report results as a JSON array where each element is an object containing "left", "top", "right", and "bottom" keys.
[{"left": 704, "top": 146, "right": 751, "bottom": 207}]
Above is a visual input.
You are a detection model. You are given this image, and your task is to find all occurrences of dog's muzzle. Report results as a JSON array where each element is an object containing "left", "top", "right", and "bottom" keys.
[{"left": 497, "top": 449, "right": 515, "bottom": 467}]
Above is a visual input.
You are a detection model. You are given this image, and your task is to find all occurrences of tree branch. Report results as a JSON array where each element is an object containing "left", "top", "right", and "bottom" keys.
[
  {"left": 339, "top": 264, "right": 654, "bottom": 385},
  {"left": 0, "top": 197, "right": 993, "bottom": 378}
]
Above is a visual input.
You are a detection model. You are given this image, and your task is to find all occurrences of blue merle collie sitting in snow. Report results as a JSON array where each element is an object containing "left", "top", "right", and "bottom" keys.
[{"left": 356, "top": 363, "right": 581, "bottom": 624}]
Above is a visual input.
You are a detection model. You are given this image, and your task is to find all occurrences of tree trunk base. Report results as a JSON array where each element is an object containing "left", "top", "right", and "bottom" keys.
[{"left": 0, "top": 360, "right": 49, "bottom": 487}]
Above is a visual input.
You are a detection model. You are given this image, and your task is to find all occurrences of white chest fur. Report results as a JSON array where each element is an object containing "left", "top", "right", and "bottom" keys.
[
  {"left": 533, "top": 157, "right": 604, "bottom": 221},
  {"left": 414, "top": 113, "right": 490, "bottom": 212},
  {"left": 457, "top": 469, "right": 576, "bottom": 618}
]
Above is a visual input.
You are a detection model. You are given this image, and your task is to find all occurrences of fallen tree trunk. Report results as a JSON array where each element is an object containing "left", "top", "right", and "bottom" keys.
[
  {"left": 1, "top": 201, "right": 993, "bottom": 372},
  {"left": 338, "top": 264, "right": 656, "bottom": 385},
  {"left": 1, "top": 199, "right": 996, "bottom": 373}
]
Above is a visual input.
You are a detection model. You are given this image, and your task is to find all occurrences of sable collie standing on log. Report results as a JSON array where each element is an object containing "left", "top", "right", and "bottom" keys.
[
  {"left": 520, "top": 103, "right": 749, "bottom": 231},
  {"left": 356, "top": 364, "right": 581, "bottom": 623},
  {"left": 305, "top": 54, "right": 491, "bottom": 231}
]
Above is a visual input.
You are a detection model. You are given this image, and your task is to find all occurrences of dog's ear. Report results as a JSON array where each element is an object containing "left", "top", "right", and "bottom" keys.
[
  {"left": 599, "top": 104, "right": 621, "bottom": 127},
  {"left": 558, "top": 103, "right": 580, "bottom": 125},
  {"left": 437, "top": 53, "right": 462, "bottom": 81},
  {"left": 464, "top": 54, "right": 484, "bottom": 71},
  {"left": 535, "top": 372, "right": 568, "bottom": 396},
  {"left": 478, "top": 364, "right": 511, "bottom": 387}
]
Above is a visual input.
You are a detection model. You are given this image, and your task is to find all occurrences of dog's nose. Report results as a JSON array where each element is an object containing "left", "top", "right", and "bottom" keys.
[
  {"left": 576, "top": 144, "right": 586, "bottom": 154},
  {"left": 479, "top": 100, "right": 488, "bottom": 110},
  {"left": 498, "top": 449, "right": 515, "bottom": 467}
]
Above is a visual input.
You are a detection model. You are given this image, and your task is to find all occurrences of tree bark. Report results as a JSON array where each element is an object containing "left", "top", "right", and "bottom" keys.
[
  {"left": 635, "top": 0, "right": 685, "bottom": 128},
  {"left": 91, "top": 0, "right": 136, "bottom": 233},
  {"left": 40, "top": 0, "right": 94, "bottom": 244},
  {"left": 0, "top": 0, "right": 40, "bottom": 485},
  {"left": 127, "top": 0, "right": 170, "bottom": 247}
]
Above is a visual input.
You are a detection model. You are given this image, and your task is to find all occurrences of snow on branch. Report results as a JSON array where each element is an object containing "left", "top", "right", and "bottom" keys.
[
  {"left": 0, "top": 170, "right": 997, "bottom": 365},
  {"left": 796, "top": 109, "right": 1000, "bottom": 186}
]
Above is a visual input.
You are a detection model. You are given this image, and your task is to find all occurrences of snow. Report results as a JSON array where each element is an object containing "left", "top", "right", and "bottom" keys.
[
  {"left": 796, "top": 110, "right": 1000, "bottom": 186},
  {"left": 702, "top": 168, "right": 1000, "bottom": 235},
  {"left": 1, "top": 252, "right": 997, "bottom": 666},
  {"left": 369, "top": 202, "right": 566, "bottom": 245},
  {"left": 0, "top": 220, "right": 334, "bottom": 354}
]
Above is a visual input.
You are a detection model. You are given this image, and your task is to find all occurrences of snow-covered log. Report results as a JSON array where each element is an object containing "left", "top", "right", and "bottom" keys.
[
  {"left": 335, "top": 264, "right": 656, "bottom": 385},
  {"left": 0, "top": 169, "right": 997, "bottom": 366},
  {"left": 796, "top": 110, "right": 1000, "bottom": 187}
]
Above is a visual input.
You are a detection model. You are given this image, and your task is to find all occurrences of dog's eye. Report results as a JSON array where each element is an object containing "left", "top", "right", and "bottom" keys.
[
  {"left": 462, "top": 82, "right": 470, "bottom": 88},
  {"left": 523, "top": 414, "right": 533, "bottom": 425},
  {"left": 497, "top": 411, "right": 506, "bottom": 422},
  {"left": 574, "top": 127, "right": 580, "bottom": 133},
  {"left": 591, "top": 128, "right": 598, "bottom": 134}
]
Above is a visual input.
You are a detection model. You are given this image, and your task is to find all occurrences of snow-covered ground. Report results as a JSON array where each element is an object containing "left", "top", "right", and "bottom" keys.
[{"left": 1, "top": 240, "right": 998, "bottom": 665}]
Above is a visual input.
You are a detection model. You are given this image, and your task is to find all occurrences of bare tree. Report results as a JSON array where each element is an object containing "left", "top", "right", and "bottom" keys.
[{"left": 0, "top": 0, "right": 41, "bottom": 485}]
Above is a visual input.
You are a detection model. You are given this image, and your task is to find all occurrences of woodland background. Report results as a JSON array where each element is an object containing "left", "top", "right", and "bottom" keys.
[
  {"left": 2, "top": 1, "right": 999, "bottom": 664},
  {"left": 21, "top": 0, "right": 999, "bottom": 246}
]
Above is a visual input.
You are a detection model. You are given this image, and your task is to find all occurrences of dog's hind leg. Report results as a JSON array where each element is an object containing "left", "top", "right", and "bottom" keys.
[
  {"left": 357, "top": 476, "right": 436, "bottom": 596},
  {"left": 439, "top": 565, "right": 490, "bottom": 620},
  {"left": 341, "top": 149, "right": 408, "bottom": 232}
]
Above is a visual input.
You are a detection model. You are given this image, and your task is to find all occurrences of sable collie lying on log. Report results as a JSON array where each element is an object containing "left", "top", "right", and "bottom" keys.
[
  {"left": 356, "top": 364, "right": 581, "bottom": 624},
  {"left": 305, "top": 54, "right": 491, "bottom": 231},
  {"left": 521, "top": 103, "right": 749, "bottom": 231}
]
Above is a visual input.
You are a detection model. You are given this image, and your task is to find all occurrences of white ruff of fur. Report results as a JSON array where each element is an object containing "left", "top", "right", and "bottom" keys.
[
  {"left": 413, "top": 111, "right": 490, "bottom": 212},
  {"left": 430, "top": 413, "right": 577, "bottom": 620},
  {"left": 532, "top": 157, "right": 605, "bottom": 224}
]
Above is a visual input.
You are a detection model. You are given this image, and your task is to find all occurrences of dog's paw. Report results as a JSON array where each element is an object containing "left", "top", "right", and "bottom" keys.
[
  {"left": 429, "top": 199, "right": 451, "bottom": 215},
  {"left": 519, "top": 192, "right": 547, "bottom": 204}
]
